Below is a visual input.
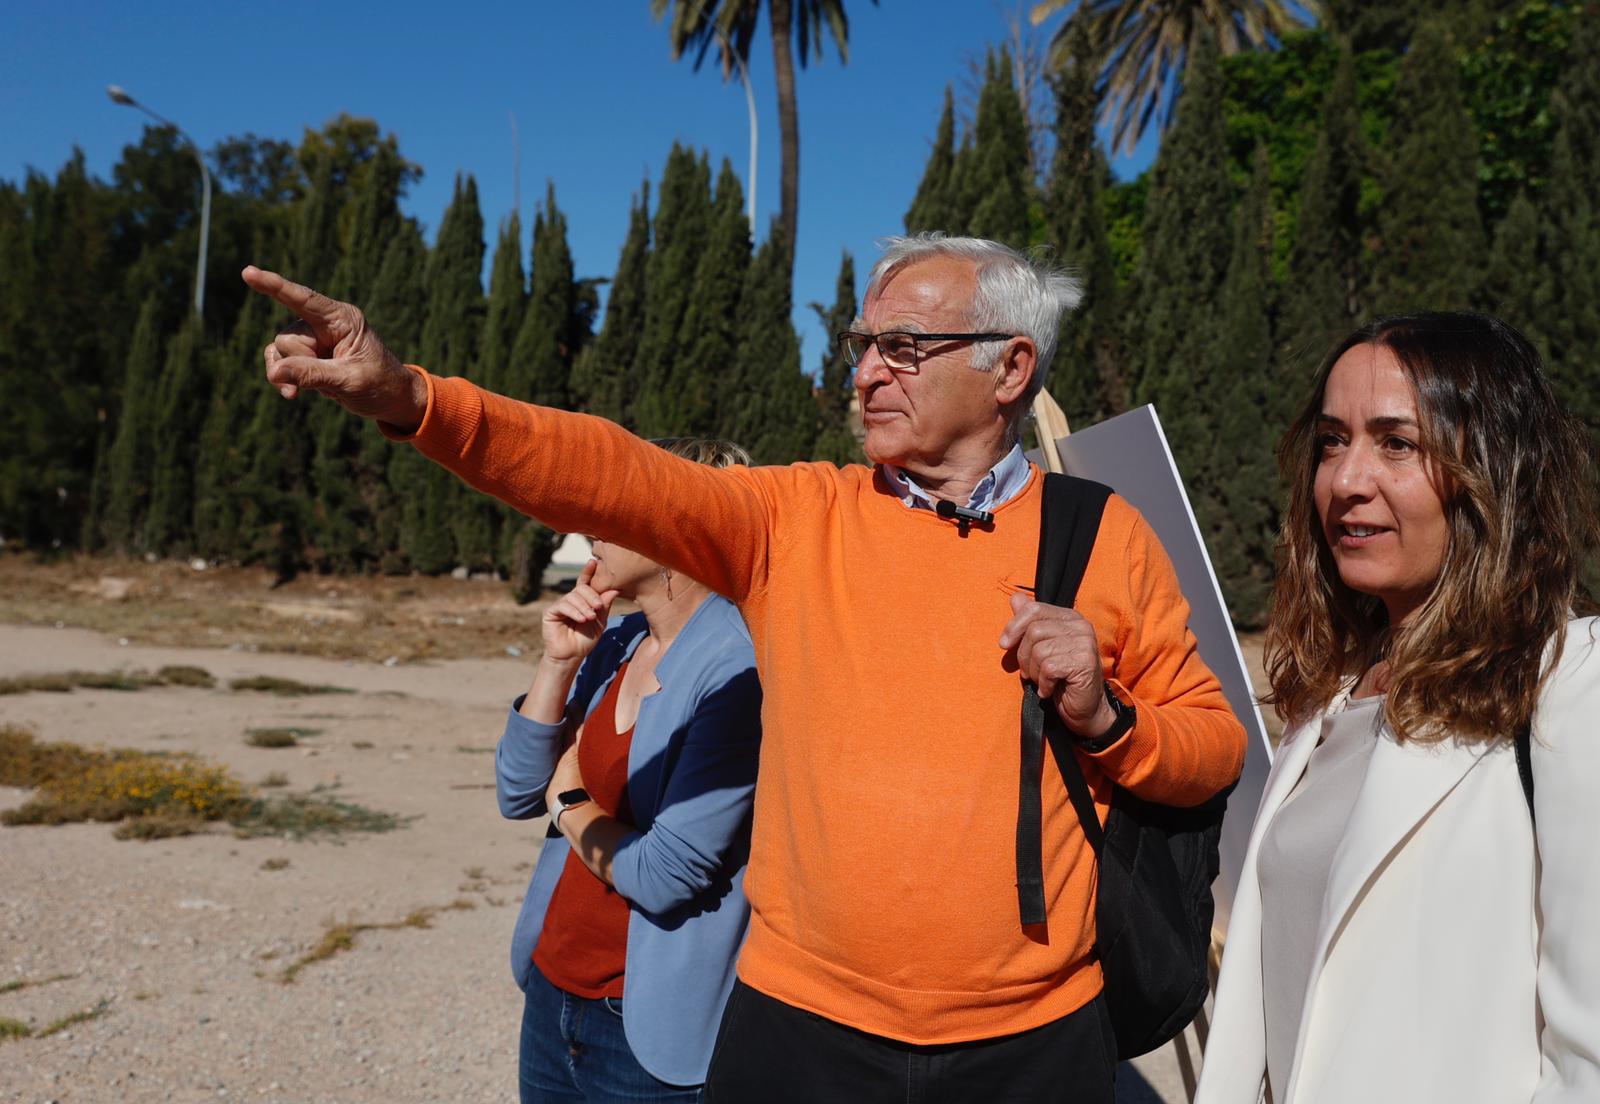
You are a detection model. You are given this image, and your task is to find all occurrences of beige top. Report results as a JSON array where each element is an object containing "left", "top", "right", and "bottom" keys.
[{"left": 1257, "top": 693, "right": 1384, "bottom": 1103}]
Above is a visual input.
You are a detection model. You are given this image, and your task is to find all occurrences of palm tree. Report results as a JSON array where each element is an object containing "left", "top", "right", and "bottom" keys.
[
  {"left": 651, "top": 0, "right": 873, "bottom": 278},
  {"left": 1030, "top": 0, "right": 1322, "bottom": 153}
]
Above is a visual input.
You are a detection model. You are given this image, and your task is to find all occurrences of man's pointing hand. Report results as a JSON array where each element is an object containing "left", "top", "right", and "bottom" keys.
[{"left": 241, "top": 265, "right": 428, "bottom": 433}]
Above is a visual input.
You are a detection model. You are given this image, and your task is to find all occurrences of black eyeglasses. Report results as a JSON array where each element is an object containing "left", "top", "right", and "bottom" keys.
[{"left": 837, "top": 330, "right": 1018, "bottom": 372}]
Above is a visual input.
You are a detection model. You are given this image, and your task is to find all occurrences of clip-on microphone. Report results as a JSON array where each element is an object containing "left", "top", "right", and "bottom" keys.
[{"left": 935, "top": 498, "right": 994, "bottom": 536}]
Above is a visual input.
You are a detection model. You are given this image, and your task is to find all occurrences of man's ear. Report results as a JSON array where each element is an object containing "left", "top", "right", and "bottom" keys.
[{"left": 993, "top": 337, "right": 1037, "bottom": 407}]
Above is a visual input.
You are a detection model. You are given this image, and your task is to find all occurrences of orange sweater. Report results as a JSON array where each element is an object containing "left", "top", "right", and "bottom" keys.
[{"left": 402, "top": 371, "right": 1246, "bottom": 1044}]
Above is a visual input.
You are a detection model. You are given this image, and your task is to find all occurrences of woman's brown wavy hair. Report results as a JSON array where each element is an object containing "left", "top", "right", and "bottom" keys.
[{"left": 1265, "top": 311, "right": 1600, "bottom": 742}]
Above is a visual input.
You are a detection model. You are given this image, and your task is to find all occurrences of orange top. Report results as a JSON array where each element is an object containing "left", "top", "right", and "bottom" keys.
[
  {"left": 398, "top": 371, "right": 1246, "bottom": 1044},
  {"left": 533, "top": 661, "right": 635, "bottom": 999}
]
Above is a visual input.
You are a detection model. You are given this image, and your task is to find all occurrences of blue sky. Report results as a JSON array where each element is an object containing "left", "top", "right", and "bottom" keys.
[{"left": 2, "top": 0, "right": 1158, "bottom": 366}]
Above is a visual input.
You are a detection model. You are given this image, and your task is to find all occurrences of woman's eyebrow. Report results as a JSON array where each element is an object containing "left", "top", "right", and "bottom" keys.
[{"left": 1315, "top": 413, "right": 1420, "bottom": 431}]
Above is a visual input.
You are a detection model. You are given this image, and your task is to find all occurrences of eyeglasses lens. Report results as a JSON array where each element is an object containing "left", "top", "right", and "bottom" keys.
[
  {"left": 841, "top": 332, "right": 922, "bottom": 371},
  {"left": 879, "top": 334, "right": 917, "bottom": 370}
]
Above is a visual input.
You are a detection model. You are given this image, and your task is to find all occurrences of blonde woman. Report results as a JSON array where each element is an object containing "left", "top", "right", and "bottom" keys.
[
  {"left": 497, "top": 438, "right": 760, "bottom": 1103},
  {"left": 1199, "top": 313, "right": 1600, "bottom": 1103}
]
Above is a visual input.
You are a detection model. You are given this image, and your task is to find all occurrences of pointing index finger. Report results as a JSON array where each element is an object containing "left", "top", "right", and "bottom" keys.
[{"left": 241, "top": 266, "right": 341, "bottom": 334}]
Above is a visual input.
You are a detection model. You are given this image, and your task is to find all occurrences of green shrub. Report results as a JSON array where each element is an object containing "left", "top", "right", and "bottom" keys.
[
  {"left": 230, "top": 794, "right": 405, "bottom": 839},
  {"left": 0, "top": 727, "right": 246, "bottom": 828},
  {"left": 114, "top": 812, "right": 207, "bottom": 840},
  {"left": 157, "top": 665, "right": 215, "bottom": 688},
  {"left": 245, "top": 729, "right": 299, "bottom": 748},
  {"left": 229, "top": 676, "right": 351, "bottom": 696}
]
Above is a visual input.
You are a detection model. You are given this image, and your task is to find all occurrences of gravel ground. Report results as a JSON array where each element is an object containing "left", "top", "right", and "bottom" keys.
[{"left": 1, "top": 623, "right": 1194, "bottom": 1103}]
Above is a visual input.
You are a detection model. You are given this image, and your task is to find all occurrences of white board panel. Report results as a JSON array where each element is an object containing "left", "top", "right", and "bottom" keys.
[{"left": 1053, "top": 404, "right": 1274, "bottom": 938}]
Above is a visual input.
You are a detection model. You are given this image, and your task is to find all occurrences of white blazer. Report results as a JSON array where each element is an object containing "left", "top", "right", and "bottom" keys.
[{"left": 1197, "top": 618, "right": 1600, "bottom": 1104}]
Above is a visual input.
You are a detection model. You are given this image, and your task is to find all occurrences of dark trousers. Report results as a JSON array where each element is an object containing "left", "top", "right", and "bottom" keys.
[{"left": 703, "top": 981, "right": 1117, "bottom": 1104}]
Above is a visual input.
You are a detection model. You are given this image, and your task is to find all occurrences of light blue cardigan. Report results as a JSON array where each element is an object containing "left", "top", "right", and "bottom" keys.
[{"left": 495, "top": 594, "right": 761, "bottom": 1087}]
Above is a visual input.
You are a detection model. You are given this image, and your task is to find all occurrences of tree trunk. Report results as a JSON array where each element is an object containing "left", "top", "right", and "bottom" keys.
[{"left": 769, "top": 0, "right": 799, "bottom": 274}]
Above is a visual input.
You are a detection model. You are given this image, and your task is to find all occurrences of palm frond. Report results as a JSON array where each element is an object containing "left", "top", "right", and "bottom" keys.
[{"left": 1034, "top": 0, "right": 1323, "bottom": 153}]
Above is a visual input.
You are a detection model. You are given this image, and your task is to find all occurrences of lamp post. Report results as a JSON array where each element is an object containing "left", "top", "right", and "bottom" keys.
[
  {"left": 107, "top": 84, "right": 212, "bottom": 319},
  {"left": 674, "top": 1, "right": 758, "bottom": 230},
  {"left": 728, "top": 47, "right": 758, "bottom": 231}
]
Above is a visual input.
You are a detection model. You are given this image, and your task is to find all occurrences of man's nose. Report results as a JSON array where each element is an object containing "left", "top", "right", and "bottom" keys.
[{"left": 853, "top": 343, "right": 893, "bottom": 388}]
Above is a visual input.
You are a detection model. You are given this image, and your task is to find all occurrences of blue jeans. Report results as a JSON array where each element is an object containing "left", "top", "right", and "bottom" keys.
[{"left": 520, "top": 964, "right": 702, "bottom": 1103}]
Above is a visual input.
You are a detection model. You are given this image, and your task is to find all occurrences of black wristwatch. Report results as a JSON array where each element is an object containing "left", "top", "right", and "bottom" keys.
[
  {"left": 553, "top": 787, "right": 591, "bottom": 829},
  {"left": 1076, "top": 682, "right": 1135, "bottom": 753}
]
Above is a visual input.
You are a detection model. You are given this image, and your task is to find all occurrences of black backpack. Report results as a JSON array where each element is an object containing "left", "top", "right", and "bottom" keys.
[{"left": 1014, "top": 473, "right": 1234, "bottom": 1059}]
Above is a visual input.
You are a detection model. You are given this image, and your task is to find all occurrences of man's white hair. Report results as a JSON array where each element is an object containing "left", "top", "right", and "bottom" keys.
[{"left": 866, "top": 233, "right": 1084, "bottom": 406}]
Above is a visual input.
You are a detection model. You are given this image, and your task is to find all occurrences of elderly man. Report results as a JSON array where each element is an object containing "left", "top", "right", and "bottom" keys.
[{"left": 245, "top": 234, "right": 1245, "bottom": 1101}]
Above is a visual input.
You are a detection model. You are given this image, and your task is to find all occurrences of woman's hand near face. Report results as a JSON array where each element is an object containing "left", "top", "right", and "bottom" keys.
[
  {"left": 541, "top": 560, "right": 621, "bottom": 666},
  {"left": 518, "top": 560, "right": 621, "bottom": 725}
]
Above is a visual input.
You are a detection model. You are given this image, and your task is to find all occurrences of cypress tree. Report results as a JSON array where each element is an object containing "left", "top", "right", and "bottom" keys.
[
  {"left": 289, "top": 157, "right": 340, "bottom": 292},
  {"left": 0, "top": 154, "right": 117, "bottom": 547},
  {"left": 947, "top": 134, "right": 981, "bottom": 236},
  {"left": 1535, "top": 14, "right": 1600, "bottom": 441},
  {"left": 402, "top": 175, "right": 486, "bottom": 574},
  {"left": 966, "top": 46, "right": 1034, "bottom": 248},
  {"left": 328, "top": 141, "right": 406, "bottom": 305},
  {"left": 1044, "top": 21, "right": 1122, "bottom": 428},
  {"left": 308, "top": 151, "right": 412, "bottom": 573},
  {"left": 1325, "top": 0, "right": 1420, "bottom": 53},
  {"left": 194, "top": 288, "right": 276, "bottom": 560},
  {"left": 905, "top": 87, "right": 958, "bottom": 234},
  {"left": 454, "top": 212, "right": 529, "bottom": 574},
  {"left": 366, "top": 221, "right": 429, "bottom": 353},
  {"left": 366, "top": 222, "right": 428, "bottom": 573},
  {"left": 507, "top": 183, "right": 578, "bottom": 408},
  {"left": 1207, "top": 147, "right": 1279, "bottom": 628},
  {"left": 727, "top": 223, "right": 814, "bottom": 463},
  {"left": 100, "top": 301, "right": 165, "bottom": 552},
  {"left": 570, "top": 183, "right": 650, "bottom": 425},
  {"left": 419, "top": 174, "right": 486, "bottom": 378},
  {"left": 633, "top": 146, "right": 712, "bottom": 438},
  {"left": 1372, "top": 21, "right": 1485, "bottom": 313},
  {"left": 237, "top": 374, "right": 313, "bottom": 582},
  {"left": 1129, "top": 29, "right": 1234, "bottom": 497},
  {"left": 399, "top": 463, "right": 458, "bottom": 575},
  {"left": 35, "top": 153, "right": 117, "bottom": 546},
  {"left": 143, "top": 314, "right": 208, "bottom": 554},
  {"left": 679, "top": 160, "right": 750, "bottom": 438},
  {"left": 479, "top": 213, "right": 526, "bottom": 398},
  {"left": 0, "top": 183, "right": 37, "bottom": 544},
  {"left": 491, "top": 186, "right": 581, "bottom": 574},
  {"left": 810, "top": 251, "right": 860, "bottom": 465},
  {"left": 1479, "top": 190, "right": 1546, "bottom": 354},
  {"left": 1281, "top": 48, "right": 1369, "bottom": 377}
]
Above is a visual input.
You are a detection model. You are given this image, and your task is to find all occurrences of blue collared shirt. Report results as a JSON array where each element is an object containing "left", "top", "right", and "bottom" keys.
[{"left": 882, "top": 443, "right": 1032, "bottom": 513}]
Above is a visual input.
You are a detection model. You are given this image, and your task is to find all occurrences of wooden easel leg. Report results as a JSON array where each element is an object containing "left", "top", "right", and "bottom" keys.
[
  {"left": 1171, "top": 931, "right": 1226, "bottom": 1101},
  {"left": 1030, "top": 391, "right": 1072, "bottom": 473},
  {"left": 1173, "top": 1026, "right": 1199, "bottom": 1100}
]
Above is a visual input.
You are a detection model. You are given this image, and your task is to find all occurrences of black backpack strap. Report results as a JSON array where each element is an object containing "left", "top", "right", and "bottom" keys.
[
  {"left": 1514, "top": 723, "right": 1535, "bottom": 825},
  {"left": 1017, "top": 473, "right": 1113, "bottom": 926}
]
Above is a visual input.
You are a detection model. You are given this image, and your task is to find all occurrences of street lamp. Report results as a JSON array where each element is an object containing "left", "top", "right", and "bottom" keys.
[
  {"left": 107, "top": 84, "right": 212, "bottom": 319},
  {"left": 672, "top": 0, "right": 759, "bottom": 231}
]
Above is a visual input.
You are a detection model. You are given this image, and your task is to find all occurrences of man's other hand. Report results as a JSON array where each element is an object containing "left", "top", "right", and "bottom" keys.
[
  {"left": 999, "top": 592, "right": 1118, "bottom": 740},
  {"left": 241, "top": 266, "right": 428, "bottom": 433}
]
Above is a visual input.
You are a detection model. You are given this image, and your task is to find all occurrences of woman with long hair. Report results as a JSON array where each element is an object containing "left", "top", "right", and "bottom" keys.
[
  {"left": 497, "top": 437, "right": 761, "bottom": 1103},
  {"left": 1198, "top": 313, "right": 1600, "bottom": 1102}
]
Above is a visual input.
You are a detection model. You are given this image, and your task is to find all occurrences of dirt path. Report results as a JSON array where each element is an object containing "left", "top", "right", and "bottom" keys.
[{"left": 2, "top": 625, "right": 540, "bottom": 1103}]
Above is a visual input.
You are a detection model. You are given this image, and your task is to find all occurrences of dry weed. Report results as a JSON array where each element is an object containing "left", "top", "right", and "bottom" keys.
[{"left": 230, "top": 676, "right": 351, "bottom": 696}]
